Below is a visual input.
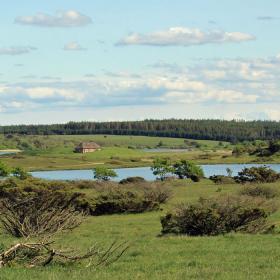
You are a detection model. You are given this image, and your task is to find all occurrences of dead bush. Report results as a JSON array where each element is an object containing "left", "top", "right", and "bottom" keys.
[
  {"left": 0, "top": 189, "right": 84, "bottom": 238},
  {"left": 0, "top": 238, "right": 128, "bottom": 268}
]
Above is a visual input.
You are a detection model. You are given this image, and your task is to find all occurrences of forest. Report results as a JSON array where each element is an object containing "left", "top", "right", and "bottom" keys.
[{"left": 1, "top": 119, "right": 280, "bottom": 142}]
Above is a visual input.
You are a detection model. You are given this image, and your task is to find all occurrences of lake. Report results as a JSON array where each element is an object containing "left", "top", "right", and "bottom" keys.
[
  {"left": 0, "top": 152, "right": 15, "bottom": 156},
  {"left": 31, "top": 163, "right": 280, "bottom": 181}
]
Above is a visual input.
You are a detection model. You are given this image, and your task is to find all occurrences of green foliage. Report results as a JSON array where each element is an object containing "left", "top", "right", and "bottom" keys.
[
  {"left": 234, "top": 166, "right": 280, "bottom": 183},
  {"left": 268, "top": 140, "right": 280, "bottom": 155},
  {"left": 2, "top": 119, "right": 280, "bottom": 142},
  {"left": 151, "top": 158, "right": 174, "bottom": 181},
  {"left": 93, "top": 166, "right": 117, "bottom": 181},
  {"left": 11, "top": 167, "right": 29, "bottom": 180},
  {"left": 0, "top": 161, "right": 10, "bottom": 177},
  {"left": 161, "top": 195, "right": 276, "bottom": 236},
  {"left": 173, "top": 160, "right": 204, "bottom": 181},
  {"left": 226, "top": 168, "right": 233, "bottom": 177}
]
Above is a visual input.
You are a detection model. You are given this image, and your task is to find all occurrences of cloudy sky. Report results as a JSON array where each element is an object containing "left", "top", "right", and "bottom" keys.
[{"left": 1, "top": 0, "right": 280, "bottom": 124}]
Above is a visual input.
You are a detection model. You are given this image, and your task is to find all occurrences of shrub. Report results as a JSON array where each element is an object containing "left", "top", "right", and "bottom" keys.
[
  {"left": 209, "top": 175, "right": 235, "bottom": 184},
  {"left": 11, "top": 167, "right": 29, "bottom": 180},
  {"left": 0, "top": 178, "right": 171, "bottom": 217},
  {"left": 234, "top": 166, "right": 280, "bottom": 183},
  {"left": 0, "top": 161, "right": 10, "bottom": 177},
  {"left": 91, "top": 184, "right": 171, "bottom": 215},
  {"left": 239, "top": 185, "right": 279, "bottom": 199},
  {"left": 161, "top": 195, "right": 276, "bottom": 236},
  {"left": 119, "top": 176, "right": 146, "bottom": 184}
]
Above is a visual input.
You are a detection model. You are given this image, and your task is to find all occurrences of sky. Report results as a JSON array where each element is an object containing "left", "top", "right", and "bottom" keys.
[{"left": 0, "top": 0, "right": 280, "bottom": 124}]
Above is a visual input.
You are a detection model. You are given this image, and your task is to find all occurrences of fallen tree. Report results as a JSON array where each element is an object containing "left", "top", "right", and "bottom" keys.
[{"left": 0, "top": 238, "right": 129, "bottom": 268}]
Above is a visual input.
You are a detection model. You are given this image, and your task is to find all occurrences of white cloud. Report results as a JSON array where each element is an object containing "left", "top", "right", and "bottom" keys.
[
  {"left": 15, "top": 10, "right": 92, "bottom": 28},
  {"left": 163, "top": 90, "right": 258, "bottom": 104},
  {"left": 63, "top": 42, "right": 87, "bottom": 51},
  {"left": 1, "top": 54, "right": 280, "bottom": 120},
  {"left": 0, "top": 46, "right": 36, "bottom": 55},
  {"left": 117, "top": 27, "right": 255, "bottom": 47}
]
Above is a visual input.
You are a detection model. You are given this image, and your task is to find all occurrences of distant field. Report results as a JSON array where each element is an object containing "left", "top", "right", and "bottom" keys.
[
  {"left": 2, "top": 180, "right": 280, "bottom": 280},
  {"left": 0, "top": 134, "right": 229, "bottom": 150},
  {"left": 0, "top": 134, "right": 278, "bottom": 171},
  {"left": 0, "top": 134, "right": 241, "bottom": 171}
]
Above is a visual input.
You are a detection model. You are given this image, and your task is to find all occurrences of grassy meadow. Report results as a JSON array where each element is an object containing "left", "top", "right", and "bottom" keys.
[
  {"left": 1, "top": 179, "right": 280, "bottom": 279},
  {"left": 0, "top": 134, "right": 274, "bottom": 171}
]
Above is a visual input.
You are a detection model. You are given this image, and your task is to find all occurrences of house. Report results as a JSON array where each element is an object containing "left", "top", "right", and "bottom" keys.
[{"left": 75, "top": 142, "right": 101, "bottom": 153}]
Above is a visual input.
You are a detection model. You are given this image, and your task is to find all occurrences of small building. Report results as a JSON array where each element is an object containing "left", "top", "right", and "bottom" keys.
[{"left": 75, "top": 142, "right": 101, "bottom": 153}]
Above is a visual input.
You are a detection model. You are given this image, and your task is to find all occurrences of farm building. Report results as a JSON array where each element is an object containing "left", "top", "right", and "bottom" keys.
[{"left": 75, "top": 142, "right": 101, "bottom": 153}]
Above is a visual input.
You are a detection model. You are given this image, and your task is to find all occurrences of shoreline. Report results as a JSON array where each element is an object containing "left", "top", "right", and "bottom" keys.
[
  {"left": 0, "top": 149, "right": 21, "bottom": 153},
  {"left": 28, "top": 161, "right": 280, "bottom": 172}
]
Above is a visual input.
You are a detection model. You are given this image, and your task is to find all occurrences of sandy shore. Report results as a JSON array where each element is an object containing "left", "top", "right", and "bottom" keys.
[{"left": 0, "top": 149, "right": 21, "bottom": 153}]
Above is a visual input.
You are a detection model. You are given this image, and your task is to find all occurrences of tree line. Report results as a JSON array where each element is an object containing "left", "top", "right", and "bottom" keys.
[{"left": 1, "top": 119, "right": 280, "bottom": 142}]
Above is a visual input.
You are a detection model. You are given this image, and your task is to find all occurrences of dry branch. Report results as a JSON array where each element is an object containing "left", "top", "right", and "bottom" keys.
[
  {"left": 0, "top": 238, "right": 129, "bottom": 268},
  {"left": 0, "top": 190, "right": 84, "bottom": 237}
]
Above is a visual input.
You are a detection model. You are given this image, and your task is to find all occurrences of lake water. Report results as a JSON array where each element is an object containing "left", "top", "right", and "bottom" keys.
[
  {"left": 0, "top": 152, "right": 15, "bottom": 156},
  {"left": 31, "top": 164, "right": 280, "bottom": 181}
]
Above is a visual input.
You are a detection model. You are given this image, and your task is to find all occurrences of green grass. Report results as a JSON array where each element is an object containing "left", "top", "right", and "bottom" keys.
[
  {"left": 2, "top": 180, "right": 280, "bottom": 279},
  {"left": 1, "top": 134, "right": 275, "bottom": 171}
]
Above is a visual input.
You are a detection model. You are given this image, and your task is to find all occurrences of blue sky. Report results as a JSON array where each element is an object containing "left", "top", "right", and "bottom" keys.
[{"left": 0, "top": 0, "right": 280, "bottom": 124}]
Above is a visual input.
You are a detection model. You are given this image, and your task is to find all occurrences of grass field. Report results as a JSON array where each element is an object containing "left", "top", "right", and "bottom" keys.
[
  {"left": 2, "top": 179, "right": 280, "bottom": 280},
  {"left": 0, "top": 134, "right": 276, "bottom": 171}
]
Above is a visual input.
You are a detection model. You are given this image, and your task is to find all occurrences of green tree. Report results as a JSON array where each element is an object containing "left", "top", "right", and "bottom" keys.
[
  {"left": 93, "top": 166, "right": 117, "bottom": 181},
  {"left": 12, "top": 167, "right": 29, "bottom": 180},
  {"left": 0, "top": 161, "right": 10, "bottom": 177},
  {"left": 173, "top": 160, "right": 204, "bottom": 182},
  {"left": 226, "top": 168, "right": 233, "bottom": 177},
  {"left": 268, "top": 140, "right": 280, "bottom": 155},
  {"left": 151, "top": 158, "right": 174, "bottom": 181}
]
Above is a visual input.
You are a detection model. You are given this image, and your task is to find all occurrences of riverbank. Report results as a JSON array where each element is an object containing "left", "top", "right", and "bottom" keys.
[{"left": 0, "top": 149, "right": 21, "bottom": 153}]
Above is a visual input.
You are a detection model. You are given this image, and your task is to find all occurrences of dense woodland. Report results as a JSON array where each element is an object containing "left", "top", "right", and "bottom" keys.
[{"left": 1, "top": 119, "right": 280, "bottom": 142}]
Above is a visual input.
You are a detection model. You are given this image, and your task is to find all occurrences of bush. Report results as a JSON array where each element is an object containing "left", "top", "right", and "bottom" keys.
[
  {"left": 0, "top": 188, "right": 84, "bottom": 237},
  {"left": 91, "top": 184, "right": 171, "bottom": 215},
  {"left": 119, "top": 176, "right": 146, "bottom": 184},
  {"left": 209, "top": 175, "right": 235, "bottom": 184},
  {"left": 239, "top": 185, "right": 279, "bottom": 199},
  {"left": 0, "top": 177, "right": 171, "bottom": 217},
  {"left": 11, "top": 167, "right": 29, "bottom": 180},
  {"left": 234, "top": 166, "right": 280, "bottom": 183},
  {"left": 161, "top": 195, "right": 276, "bottom": 236},
  {"left": 0, "top": 161, "right": 10, "bottom": 177}
]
